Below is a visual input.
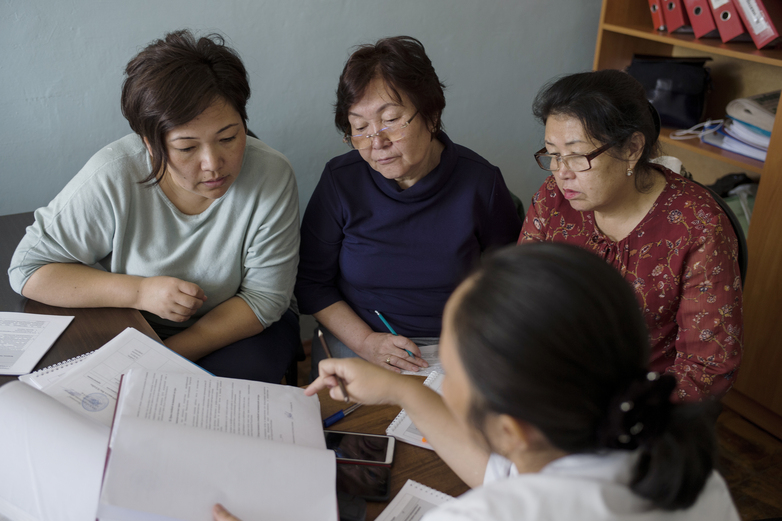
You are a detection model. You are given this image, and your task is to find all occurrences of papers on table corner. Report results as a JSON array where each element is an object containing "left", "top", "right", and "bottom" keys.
[{"left": 0, "top": 312, "right": 74, "bottom": 376}]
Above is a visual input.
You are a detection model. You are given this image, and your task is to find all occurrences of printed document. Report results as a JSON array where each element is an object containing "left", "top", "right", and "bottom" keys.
[
  {"left": 98, "top": 370, "right": 337, "bottom": 521},
  {"left": 0, "top": 312, "right": 73, "bottom": 375}
]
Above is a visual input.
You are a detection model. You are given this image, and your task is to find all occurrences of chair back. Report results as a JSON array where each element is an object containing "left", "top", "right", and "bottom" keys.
[{"left": 693, "top": 180, "right": 748, "bottom": 287}]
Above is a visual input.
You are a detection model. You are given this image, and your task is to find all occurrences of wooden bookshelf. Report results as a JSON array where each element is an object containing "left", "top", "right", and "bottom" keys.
[{"left": 595, "top": 0, "right": 782, "bottom": 434}]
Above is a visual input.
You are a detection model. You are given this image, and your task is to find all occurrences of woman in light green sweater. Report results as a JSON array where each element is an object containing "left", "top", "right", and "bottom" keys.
[{"left": 8, "top": 30, "right": 301, "bottom": 382}]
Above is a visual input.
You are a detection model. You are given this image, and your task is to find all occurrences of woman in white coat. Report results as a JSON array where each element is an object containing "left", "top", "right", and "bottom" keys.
[{"left": 215, "top": 243, "right": 739, "bottom": 520}]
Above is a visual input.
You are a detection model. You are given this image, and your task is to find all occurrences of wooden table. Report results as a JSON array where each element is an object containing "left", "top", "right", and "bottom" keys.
[{"left": 319, "top": 387, "right": 469, "bottom": 520}]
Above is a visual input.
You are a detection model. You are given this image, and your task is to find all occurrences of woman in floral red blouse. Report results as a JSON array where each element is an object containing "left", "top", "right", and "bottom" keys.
[{"left": 519, "top": 70, "right": 742, "bottom": 402}]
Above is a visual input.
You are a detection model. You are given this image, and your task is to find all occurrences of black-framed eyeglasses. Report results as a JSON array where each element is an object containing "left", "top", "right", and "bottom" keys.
[
  {"left": 534, "top": 142, "right": 614, "bottom": 172},
  {"left": 343, "top": 111, "right": 419, "bottom": 150}
]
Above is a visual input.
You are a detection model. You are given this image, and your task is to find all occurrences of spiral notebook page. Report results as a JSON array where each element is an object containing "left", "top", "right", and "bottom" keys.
[
  {"left": 18, "top": 351, "right": 94, "bottom": 390},
  {"left": 35, "top": 327, "right": 211, "bottom": 427},
  {"left": 375, "top": 479, "right": 453, "bottom": 521},
  {"left": 386, "top": 372, "right": 443, "bottom": 450}
]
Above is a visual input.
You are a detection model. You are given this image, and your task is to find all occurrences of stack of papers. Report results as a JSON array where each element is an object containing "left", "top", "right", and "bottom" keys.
[
  {"left": 701, "top": 119, "right": 768, "bottom": 162},
  {"left": 702, "top": 90, "right": 779, "bottom": 162}
]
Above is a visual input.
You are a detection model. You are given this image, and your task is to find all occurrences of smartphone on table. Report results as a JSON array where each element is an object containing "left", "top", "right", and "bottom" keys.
[
  {"left": 324, "top": 430, "right": 395, "bottom": 466},
  {"left": 325, "top": 431, "right": 395, "bottom": 502}
]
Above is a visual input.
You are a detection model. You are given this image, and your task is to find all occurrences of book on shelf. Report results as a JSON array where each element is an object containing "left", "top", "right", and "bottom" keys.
[
  {"left": 733, "top": 0, "right": 781, "bottom": 49},
  {"left": 684, "top": 0, "right": 720, "bottom": 39},
  {"left": 663, "top": 0, "right": 691, "bottom": 33},
  {"left": 648, "top": 0, "right": 667, "bottom": 31},
  {"left": 725, "top": 90, "right": 779, "bottom": 133},
  {"left": 97, "top": 369, "right": 337, "bottom": 521},
  {"left": 701, "top": 126, "right": 768, "bottom": 161},
  {"left": 710, "top": 0, "right": 750, "bottom": 43},
  {"left": 723, "top": 118, "right": 771, "bottom": 150}
]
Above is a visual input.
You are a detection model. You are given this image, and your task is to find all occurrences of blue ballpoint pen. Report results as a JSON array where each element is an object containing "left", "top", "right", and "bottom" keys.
[
  {"left": 374, "top": 310, "right": 416, "bottom": 358},
  {"left": 323, "top": 403, "right": 362, "bottom": 428}
]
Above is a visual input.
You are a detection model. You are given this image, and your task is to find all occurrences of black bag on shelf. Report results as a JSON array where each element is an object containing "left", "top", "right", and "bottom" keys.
[{"left": 626, "top": 55, "right": 712, "bottom": 129}]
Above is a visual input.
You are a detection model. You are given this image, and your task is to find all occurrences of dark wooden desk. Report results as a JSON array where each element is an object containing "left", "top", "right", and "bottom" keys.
[
  {"left": 319, "top": 387, "right": 470, "bottom": 520},
  {"left": 0, "top": 211, "right": 160, "bottom": 386}
]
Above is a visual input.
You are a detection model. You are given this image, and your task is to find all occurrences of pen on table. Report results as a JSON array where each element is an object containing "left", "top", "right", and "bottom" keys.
[
  {"left": 374, "top": 310, "right": 416, "bottom": 358},
  {"left": 318, "top": 329, "right": 350, "bottom": 403},
  {"left": 323, "top": 403, "right": 362, "bottom": 428}
]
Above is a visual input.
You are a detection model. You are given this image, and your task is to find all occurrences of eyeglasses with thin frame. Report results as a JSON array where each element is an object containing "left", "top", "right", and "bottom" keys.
[
  {"left": 534, "top": 142, "right": 614, "bottom": 172},
  {"left": 344, "top": 111, "right": 419, "bottom": 150}
]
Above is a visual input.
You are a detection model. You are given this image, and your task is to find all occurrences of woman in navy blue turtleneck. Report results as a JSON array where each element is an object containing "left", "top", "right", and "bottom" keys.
[{"left": 295, "top": 36, "right": 520, "bottom": 379}]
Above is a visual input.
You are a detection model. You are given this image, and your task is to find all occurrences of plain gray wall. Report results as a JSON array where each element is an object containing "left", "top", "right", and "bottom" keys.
[{"left": 1, "top": 0, "right": 601, "bottom": 217}]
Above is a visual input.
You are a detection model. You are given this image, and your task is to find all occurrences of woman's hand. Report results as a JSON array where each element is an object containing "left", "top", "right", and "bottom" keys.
[
  {"left": 357, "top": 332, "right": 429, "bottom": 373},
  {"left": 136, "top": 276, "right": 206, "bottom": 322},
  {"left": 305, "top": 357, "right": 414, "bottom": 406},
  {"left": 213, "top": 504, "right": 241, "bottom": 521}
]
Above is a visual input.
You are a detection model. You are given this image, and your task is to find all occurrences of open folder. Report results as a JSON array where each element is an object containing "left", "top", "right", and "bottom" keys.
[{"left": 97, "top": 369, "right": 338, "bottom": 521}]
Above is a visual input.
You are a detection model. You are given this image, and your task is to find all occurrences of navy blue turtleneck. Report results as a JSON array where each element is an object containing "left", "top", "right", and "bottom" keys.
[{"left": 295, "top": 132, "right": 521, "bottom": 337}]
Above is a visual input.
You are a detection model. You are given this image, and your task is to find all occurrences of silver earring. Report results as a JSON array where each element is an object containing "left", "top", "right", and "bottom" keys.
[{"left": 626, "top": 168, "right": 633, "bottom": 176}]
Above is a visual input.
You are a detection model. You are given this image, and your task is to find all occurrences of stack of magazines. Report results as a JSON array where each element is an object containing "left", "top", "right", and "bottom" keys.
[{"left": 701, "top": 90, "right": 778, "bottom": 162}]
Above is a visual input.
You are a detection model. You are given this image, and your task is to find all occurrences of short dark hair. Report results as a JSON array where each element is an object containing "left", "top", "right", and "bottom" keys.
[
  {"left": 532, "top": 69, "right": 661, "bottom": 192},
  {"left": 334, "top": 36, "right": 446, "bottom": 144},
  {"left": 453, "top": 243, "right": 717, "bottom": 510},
  {"left": 121, "top": 30, "right": 250, "bottom": 184}
]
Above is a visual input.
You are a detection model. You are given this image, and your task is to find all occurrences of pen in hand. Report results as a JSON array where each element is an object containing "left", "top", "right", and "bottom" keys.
[
  {"left": 374, "top": 310, "right": 416, "bottom": 359},
  {"left": 318, "top": 329, "right": 350, "bottom": 403}
]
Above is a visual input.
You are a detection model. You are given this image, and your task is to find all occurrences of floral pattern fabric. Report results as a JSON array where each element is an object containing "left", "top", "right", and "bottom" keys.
[{"left": 519, "top": 166, "right": 742, "bottom": 402}]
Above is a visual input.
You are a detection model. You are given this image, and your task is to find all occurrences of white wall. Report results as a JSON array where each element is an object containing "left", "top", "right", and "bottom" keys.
[{"left": 0, "top": 0, "right": 601, "bottom": 217}]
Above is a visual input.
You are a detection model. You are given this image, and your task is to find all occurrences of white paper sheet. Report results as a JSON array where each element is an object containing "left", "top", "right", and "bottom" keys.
[
  {"left": 114, "top": 370, "right": 326, "bottom": 448},
  {"left": 0, "top": 382, "right": 109, "bottom": 521},
  {"left": 401, "top": 344, "right": 442, "bottom": 376},
  {"left": 0, "top": 312, "right": 73, "bottom": 375},
  {"left": 98, "top": 370, "right": 337, "bottom": 521}
]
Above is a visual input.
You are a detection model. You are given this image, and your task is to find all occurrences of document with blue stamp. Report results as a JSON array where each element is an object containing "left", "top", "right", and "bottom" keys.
[
  {"left": 0, "top": 311, "right": 73, "bottom": 375},
  {"left": 21, "top": 327, "right": 210, "bottom": 426}
]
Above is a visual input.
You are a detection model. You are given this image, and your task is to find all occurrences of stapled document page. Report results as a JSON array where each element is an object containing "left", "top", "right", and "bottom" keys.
[
  {"left": 0, "top": 312, "right": 73, "bottom": 375},
  {"left": 97, "top": 370, "right": 337, "bottom": 521},
  {"left": 375, "top": 479, "right": 454, "bottom": 521}
]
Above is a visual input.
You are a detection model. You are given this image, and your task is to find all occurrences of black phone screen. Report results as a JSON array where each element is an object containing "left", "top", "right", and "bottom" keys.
[
  {"left": 336, "top": 463, "right": 391, "bottom": 501},
  {"left": 324, "top": 432, "right": 390, "bottom": 463}
]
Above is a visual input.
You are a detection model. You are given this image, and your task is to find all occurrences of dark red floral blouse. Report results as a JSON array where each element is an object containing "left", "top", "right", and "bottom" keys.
[{"left": 519, "top": 166, "right": 743, "bottom": 402}]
